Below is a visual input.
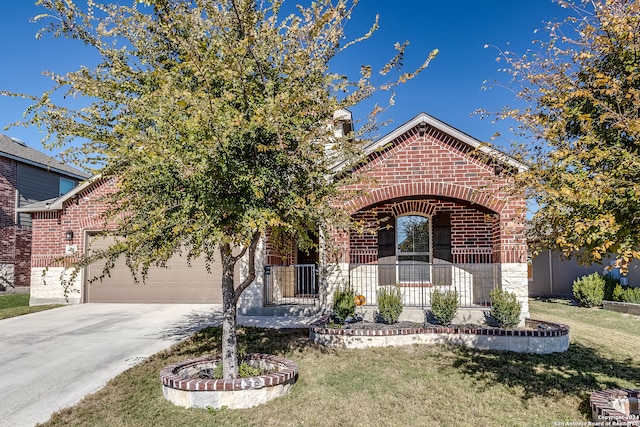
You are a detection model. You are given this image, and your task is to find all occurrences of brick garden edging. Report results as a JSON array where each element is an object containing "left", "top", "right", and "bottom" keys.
[
  {"left": 309, "top": 318, "right": 570, "bottom": 354},
  {"left": 590, "top": 389, "right": 640, "bottom": 426},
  {"left": 160, "top": 353, "right": 297, "bottom": 409}
]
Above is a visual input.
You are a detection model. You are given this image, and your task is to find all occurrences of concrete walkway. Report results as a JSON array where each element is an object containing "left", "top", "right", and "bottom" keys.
[{"left": 0, "top": 304, "right": 317, "bottom": 427}]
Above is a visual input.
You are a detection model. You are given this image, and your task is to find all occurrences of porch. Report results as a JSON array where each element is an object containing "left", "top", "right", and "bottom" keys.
[{"left": 263, "top": 262, "right": 500, "bottom": 309}]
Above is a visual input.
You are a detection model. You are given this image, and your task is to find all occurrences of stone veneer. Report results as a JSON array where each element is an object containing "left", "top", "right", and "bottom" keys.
[
  {"left": 160, "top": 353, "right": 297, "bottom": 409},
  {"left": 310, "top": 318, "right": 570, "bottom": 354},
  {"left": 590, "top": 389, "right": 640, "bottom": 426}
]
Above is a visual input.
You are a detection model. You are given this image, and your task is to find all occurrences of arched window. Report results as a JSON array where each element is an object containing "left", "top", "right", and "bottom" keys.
[{"left": 396, "top": 215, "right": 430, "bottom": 282}]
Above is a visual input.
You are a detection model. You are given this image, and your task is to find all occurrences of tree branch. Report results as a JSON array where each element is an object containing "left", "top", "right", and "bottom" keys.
[{"left": 233, "top": 231, "right": 261, "bottom": 304}]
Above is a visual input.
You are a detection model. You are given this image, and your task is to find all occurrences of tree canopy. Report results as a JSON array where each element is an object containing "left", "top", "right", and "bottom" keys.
[
  {"left": 489, "top": 0, "right": 640, "bottom": 271},
  {"left": 11, "top": 0, "right": 435, "bottom": 377}
]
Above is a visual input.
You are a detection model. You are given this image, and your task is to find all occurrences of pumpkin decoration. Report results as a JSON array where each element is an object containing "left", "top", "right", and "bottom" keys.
[{"left": 354, "top": 294, "right": 366, "bottom": 306}]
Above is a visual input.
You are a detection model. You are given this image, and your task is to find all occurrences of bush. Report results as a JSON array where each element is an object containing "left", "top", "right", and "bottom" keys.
[
  {"left": 572, "top": 273, "right": 605, "bottom": 307},
  {"left": 603, "top": 274, "right": 619, "bottom": 301},
  {"left": 621, "top": 286, "right": 640, "bottom": 304},
  {"left": 607, "top": 282, "right": 640, "bottom": 304},
  {"left": 489, "top": 289, "right": 522, "bottom": 328},
  {"left": 612, "top": 284, "right": 626, "bottom": 302},
  {"left": 332, "top": 283, "right": 356, "bottom": 323},
  {"left": 430, "top": 288, "right": 458, "bottom": 326},
  {"left": 377, "top": 285, "right": 403, "bottom": 324}
]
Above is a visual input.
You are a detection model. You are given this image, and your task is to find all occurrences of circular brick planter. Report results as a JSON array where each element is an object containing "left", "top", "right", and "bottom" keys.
[
  {"left": 590, "top": 389, "right": 640, "bottom": 426},
  {"left": 310, "top": 318, "right": 570, "bottom": 354},
  {"left": 160, "top": 353, "right": 297, "bottom": 409}
]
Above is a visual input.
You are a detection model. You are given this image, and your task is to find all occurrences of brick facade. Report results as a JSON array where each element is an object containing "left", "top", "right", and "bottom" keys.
[
  {"left": 0, "top": 156, "right": 31, "bottom": 289},
  {"left": 334, "top": 119, "right": 527, "bottom": 266},
  {"left": 30, "top": 177, "right": 116, "bottom": 269}
]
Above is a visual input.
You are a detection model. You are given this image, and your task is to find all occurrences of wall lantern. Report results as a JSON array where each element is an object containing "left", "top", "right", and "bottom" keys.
[{"left": 65, "top": 230, "right": 74, "bottom": 242}]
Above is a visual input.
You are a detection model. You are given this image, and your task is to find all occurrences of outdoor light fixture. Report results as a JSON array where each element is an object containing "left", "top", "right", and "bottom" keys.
[{"left": 65, "top": 230, "right": 74, "bottom": 241}]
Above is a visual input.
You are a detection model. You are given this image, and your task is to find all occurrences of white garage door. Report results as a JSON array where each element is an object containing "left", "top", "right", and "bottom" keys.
[{"left": 85, "top": 235, "right": 230, "bottom": 303}]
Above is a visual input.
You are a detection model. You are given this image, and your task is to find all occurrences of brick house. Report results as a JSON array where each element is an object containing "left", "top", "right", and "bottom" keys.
[
  {"left": 23, "top": 113, "right": 529, "bottom": 318},
  {"left": 0, "top": 134, "right": 88, "bottom": 292}
]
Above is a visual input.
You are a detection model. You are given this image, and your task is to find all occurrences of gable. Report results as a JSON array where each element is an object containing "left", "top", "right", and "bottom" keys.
[{"left": 353, "top": 112, "right": 525, "bottom": 174}]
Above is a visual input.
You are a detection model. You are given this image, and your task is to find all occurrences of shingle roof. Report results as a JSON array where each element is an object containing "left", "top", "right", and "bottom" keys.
[{"left": 0, "top": 133, "right": 89, "bottom": 180}]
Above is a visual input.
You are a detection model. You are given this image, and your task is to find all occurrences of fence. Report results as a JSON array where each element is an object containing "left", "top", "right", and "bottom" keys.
[
  {"left": 263, "top": 262, "right": 501, "bottom": 308},
  {"left": 348, "top": 262, "right": 500, "bottom": 308},
  {"left": 263, "top": 264, "right": 319, "bottom": 306}
]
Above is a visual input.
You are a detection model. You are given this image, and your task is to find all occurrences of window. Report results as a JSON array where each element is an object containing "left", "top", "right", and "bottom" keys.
[
  {"left": 396, "top": 215, "right": 431, "bottom": 283},
  {"left": 59, "top": 178, "right": 76, "bottom": 196}
]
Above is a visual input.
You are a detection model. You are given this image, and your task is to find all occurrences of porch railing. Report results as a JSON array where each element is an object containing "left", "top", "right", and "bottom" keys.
[
  {"left": 263, "top": 262, "right": 501, "bottom": 309},
  {"left": 263, "top": 264, "right": 319, "bottom": 306},
  {"left": 348, "top": 262, "right": 500, "bottom": 308}
]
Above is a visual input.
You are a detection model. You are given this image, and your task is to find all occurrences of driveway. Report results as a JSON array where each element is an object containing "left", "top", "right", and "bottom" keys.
[{"left": 0, "top": 304, "right": 314, "bottom": 427}]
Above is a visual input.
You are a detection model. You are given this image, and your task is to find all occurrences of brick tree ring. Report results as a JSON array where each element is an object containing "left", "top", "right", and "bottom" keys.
[{"left": 160, "top": 353, "right": 298, "bottom": 409}]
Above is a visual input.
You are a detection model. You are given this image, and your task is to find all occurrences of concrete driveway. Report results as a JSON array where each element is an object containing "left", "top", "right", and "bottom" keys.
[{"left": 0, "top": 304, "right": 314, "bottom": 427}]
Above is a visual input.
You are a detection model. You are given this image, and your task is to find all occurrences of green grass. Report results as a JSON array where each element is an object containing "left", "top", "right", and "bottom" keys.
[
  {"left": 40, "top": 298, "right": 640, "bottom": 427},
  {"left": 0, "top": 293, "right": 62, "bottom": 320}
]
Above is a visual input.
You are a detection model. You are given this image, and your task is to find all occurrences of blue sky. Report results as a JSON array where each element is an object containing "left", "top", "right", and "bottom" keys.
[{"left": 0, "top": 1, "right": 569, "bottom": 157}]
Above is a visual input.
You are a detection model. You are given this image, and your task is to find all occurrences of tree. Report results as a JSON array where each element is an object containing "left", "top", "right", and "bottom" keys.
[
  {"left": 488, "top": 0, "right": 640, "bottom": 271},
  {"left": 11, "top": 0, "right": 435, "bottom": 378}
]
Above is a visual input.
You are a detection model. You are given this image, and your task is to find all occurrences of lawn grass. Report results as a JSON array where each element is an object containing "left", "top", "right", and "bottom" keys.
[
  {"left": 41, "top": 298, "right": 640, "bottom": 427},
  {"left": 0, "top": 293, "right": 62, "bottom": 320}
]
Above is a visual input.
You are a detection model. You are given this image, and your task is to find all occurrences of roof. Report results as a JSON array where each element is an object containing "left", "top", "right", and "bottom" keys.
[
  {"left": 0, "top": 134, "right": 89, "bottom": 180},
  {"left": 332, "top": 112, "right": 528, "bottom": 173},
  {"left": 16, "top": 174, "right": 103, "bottom": 213}
]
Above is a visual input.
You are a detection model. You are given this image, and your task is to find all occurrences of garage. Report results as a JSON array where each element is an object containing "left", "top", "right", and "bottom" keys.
[{"left": 84, "top": 235, "right": 229, "bottom": 303}]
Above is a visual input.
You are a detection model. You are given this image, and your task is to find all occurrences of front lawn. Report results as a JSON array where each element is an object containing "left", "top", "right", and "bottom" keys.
[
  {"left": 41, "top": 298, "right": 640, "bottom": 427},
  {"left": 0, "top": 293, "right": 62, "bottom": 320}
]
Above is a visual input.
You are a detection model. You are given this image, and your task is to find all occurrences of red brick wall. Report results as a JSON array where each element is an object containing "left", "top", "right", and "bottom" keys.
[
  {"left": 31, "top": 177, "right": 117, "bottom": 268},
  {"left": 336, "top": 123, "right": 527, "bottom": 264},
  {"left": 0, "top": 156, "right": 32, "bottom": 288}
]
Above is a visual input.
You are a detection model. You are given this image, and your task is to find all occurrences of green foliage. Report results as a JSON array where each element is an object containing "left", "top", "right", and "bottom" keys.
[
  {"left": 376, "top": 285, "right": 403, "bottom": 324},
  {"left": 603, "top": 274, "right": 619, "bottom": 301},
  {"left": 489, "top": 289, "right": 522, "bottom": 328},
  {"left": 611, "top": 284, "right": 640, "bottom": 304},
  {"left": 487, "top": 0, "right": 640, "bottom": 270},
  {"left": 622, "top": 287, "right": 640, "bottom": 304},
  {"left": 612, "top": 284, "right": 626, "bottom": 302},
  {"left": 572, "top": 273, "right": 605, "bottom": 308},
  {"left": 212, "top": 361, "right": 262, "bottom": 379},
  {"left": 12, "top": 0, "right": 434, "bottom": 380},
  {"left": 332, "top": 284, "right": 356, "bottom": 323},
  {"left": 430, "top": 288, "right": 458, "bottom": 326}
]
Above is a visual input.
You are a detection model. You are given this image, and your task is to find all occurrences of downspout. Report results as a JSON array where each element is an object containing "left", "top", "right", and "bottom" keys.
[{"left": 548, "top": 249, "right": 554, "bottom": 296}]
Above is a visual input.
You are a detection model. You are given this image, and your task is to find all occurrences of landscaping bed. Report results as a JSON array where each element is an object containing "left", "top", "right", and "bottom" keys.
[{"left": 309, "top": 317, "right": 570, "bottom": 353}]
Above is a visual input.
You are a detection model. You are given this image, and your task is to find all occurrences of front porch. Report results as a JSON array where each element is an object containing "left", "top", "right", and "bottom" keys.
[{"left": 263, "top": 261, "right": 501, "bottom": 310}]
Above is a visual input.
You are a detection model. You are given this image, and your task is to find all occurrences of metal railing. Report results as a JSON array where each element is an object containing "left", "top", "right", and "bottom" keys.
[
  {"left": 263, "top": 262, "right": 501, "bottom": 308},
  {"left": 348, "top": 262, "right": 500, "bottom": 308},
  {"left": 264, "top": 264, "right": 319, "bottom": 306}
]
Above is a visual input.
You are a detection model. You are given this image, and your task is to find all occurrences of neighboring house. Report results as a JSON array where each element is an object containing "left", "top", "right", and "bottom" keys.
[
  {"left": 529, "top": 249, "right": 640, "bottom": 297},
  {"left": 0, "top": 134, "right": 88, "bottom": 292},
  {"left": 22, "top": 113, "right": 530, "bottom": 319}
]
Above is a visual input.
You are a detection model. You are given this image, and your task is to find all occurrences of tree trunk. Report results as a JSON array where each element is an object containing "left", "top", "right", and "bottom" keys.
[
  {"left": 219, "top": 233, "right": 260, "bottom": 380},
  {"left": 220, "top": 244, "right": 239, "bottom": 379}
]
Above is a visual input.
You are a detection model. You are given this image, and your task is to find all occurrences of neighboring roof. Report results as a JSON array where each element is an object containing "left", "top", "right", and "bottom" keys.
[
  {"left": 16, "top": 174, "right": 103, "bottom": 213},
  {"left": 0, "top": 134, "right": 89, "bottom": 180},
  {"left": 332, "top": 112, "right": 528, "bottom": 173}
]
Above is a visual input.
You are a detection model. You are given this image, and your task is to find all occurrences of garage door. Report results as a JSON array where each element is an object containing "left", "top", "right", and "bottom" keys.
[{"left": 85, "top": 236, "right": 232, "bottom": 303}]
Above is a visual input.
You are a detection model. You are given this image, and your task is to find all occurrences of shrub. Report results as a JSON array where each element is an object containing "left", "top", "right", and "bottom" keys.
[
  {"left": 377, "top": 285, "right": 403, "bottom": 324},
  {"left": 212, "top": 361, "right": 262, "bottom": 379},
  {"left": 622, "top": 286, "right": 640, "bottom": 304},
  {"left": 572, "top": 273, "right": 605, "bottom": 307},
  {"left": 430, "top": 288, "right": 458, "bottom": 326},
  {"left": 332, "top": 283, "right": 356, "bottom": 323},
  {"left": 489, "top": 289, "right": 522, "bottom": 328},
  {"left": 603, "top": 274, "right": 619, "bottom": 301},
  {"left": 612, "top": 284, "right": 626, "bottom": 302}
]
